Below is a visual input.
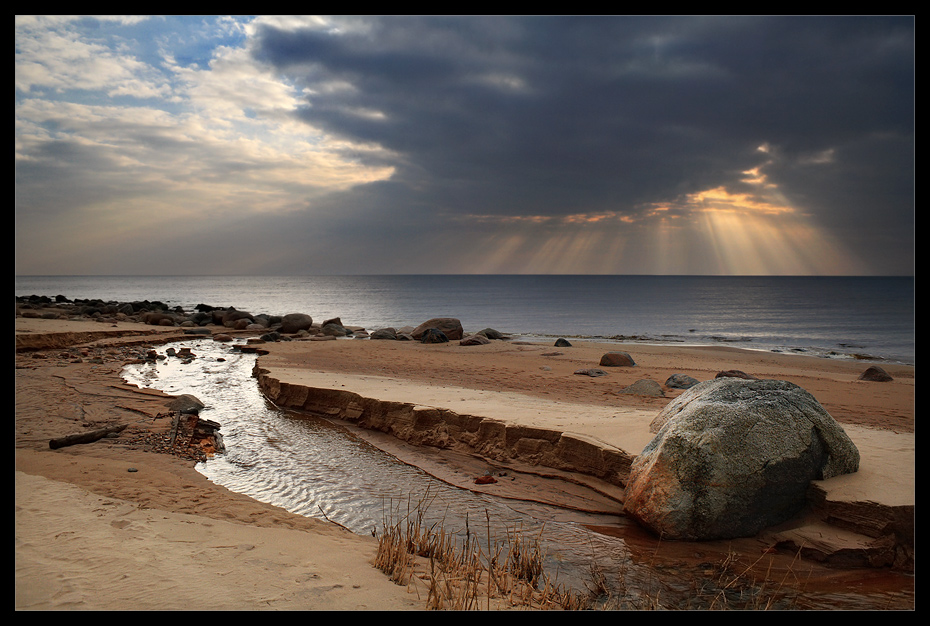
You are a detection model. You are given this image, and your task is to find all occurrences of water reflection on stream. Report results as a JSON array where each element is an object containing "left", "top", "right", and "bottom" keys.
[{"left": 121, "top": 338, "right": 913, "bottom": 610}]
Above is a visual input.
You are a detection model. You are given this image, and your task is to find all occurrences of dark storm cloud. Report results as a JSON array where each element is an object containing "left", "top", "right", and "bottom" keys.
[
  {"left": 249, "top": 15, "right": 913, "bottom": 237},
  {"left": 14, "top": 15, "right": 913, "bottom": 275}
]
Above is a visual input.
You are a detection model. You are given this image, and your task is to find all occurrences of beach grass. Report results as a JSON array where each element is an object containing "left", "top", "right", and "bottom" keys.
[{"left": 373, "top": 492, "right": 810, "bottom": 610}]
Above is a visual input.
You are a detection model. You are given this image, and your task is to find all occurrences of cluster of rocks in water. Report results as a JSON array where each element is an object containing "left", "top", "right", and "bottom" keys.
[{"left": 15, "top": 296, "right": 508, "bottom": 347}]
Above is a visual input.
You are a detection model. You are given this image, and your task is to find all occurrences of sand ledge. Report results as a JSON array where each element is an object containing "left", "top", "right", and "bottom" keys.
[{"left": 251, "top": 345, "right": 914, "bottom": 572}]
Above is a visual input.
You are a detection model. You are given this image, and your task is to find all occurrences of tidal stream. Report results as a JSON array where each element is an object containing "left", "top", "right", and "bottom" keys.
[{"left": 121, "top": 338, "right": 913, "bottom": 610}]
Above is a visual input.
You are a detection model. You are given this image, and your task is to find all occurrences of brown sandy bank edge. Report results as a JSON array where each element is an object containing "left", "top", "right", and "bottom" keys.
[
  {"left": 15, "top": 318, "right": 914, "bottom": 609},
  {"left": 251, "top": 336, "right": 914, "bottom": 570}
]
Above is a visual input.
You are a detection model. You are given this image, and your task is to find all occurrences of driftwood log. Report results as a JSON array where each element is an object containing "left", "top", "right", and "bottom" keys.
[{"left": 49, "top": 423, "right": 128, "bottom": 450}]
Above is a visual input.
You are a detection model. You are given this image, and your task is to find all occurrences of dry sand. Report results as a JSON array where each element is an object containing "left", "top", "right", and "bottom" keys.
[{"left": 14, "top": 317, "right": 914, "bottom": 610}]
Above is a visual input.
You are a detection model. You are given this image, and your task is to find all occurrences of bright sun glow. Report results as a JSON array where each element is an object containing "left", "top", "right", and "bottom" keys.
[{"left": 454, "top": 156, "right": 862, "bottom": 275}]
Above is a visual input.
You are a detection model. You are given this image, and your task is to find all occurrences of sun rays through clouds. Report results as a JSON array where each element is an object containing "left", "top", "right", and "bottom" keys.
[{"left": 452, "top": 150, "right": 862, "bottom": 275}]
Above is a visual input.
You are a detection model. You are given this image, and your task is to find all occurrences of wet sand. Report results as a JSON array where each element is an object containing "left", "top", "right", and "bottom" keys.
[{"left": 15, "top": 317, "right": 914, "bottom": 609}]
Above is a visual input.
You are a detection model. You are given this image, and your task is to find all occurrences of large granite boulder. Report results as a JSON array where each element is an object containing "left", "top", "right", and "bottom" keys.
[
  {"left": 279, "top": 313, "right": 314, "bottom": 334},
  {"left": 624, "top": 378, "right": 860, "bottom": 541},
  {"left": 411, "top": 318, "right": 464, "bottom": 341}
]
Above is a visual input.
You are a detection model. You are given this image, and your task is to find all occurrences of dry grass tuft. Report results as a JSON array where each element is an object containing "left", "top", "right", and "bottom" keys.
[{"left": 374, "top": 493, "right": 808, "bottom": 610}]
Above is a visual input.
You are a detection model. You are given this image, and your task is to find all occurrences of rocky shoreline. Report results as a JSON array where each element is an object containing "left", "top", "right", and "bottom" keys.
[{"left": 16, "top": 294, "right": 915, "bottom": 575}]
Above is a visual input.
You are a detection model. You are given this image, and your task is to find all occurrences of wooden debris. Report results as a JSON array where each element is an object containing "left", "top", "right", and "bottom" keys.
[{"left": 49, "top": 423, "right": 128, "bottom": 449}]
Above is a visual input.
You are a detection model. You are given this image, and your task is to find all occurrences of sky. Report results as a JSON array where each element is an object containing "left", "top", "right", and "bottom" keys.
[{"left": 15, "top": 15, "right": 914, "bottom": 276}]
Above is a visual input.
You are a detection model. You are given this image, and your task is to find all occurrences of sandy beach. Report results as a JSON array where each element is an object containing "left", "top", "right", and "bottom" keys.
[{"left": 15, "top": 316, "right": 914, "bottom": 610}]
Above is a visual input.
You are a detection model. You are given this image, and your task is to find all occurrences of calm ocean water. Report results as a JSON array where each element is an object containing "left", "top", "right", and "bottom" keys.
[{"left": 15, "top": 275, "right": 914, "bottom": 365}]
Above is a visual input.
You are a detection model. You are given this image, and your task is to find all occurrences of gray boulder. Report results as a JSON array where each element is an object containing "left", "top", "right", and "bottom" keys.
[
  {"left": 370, "top": 327, "right": 397, "bottom": 340},
  {"left": 665, "top": 373, "right": 700, "bottom": 389},
  {"left": 279, "top": 313, "right": 314, "bottom": 334},
  {"left": 574, "top": 368, "right": 608, "bottom": 377},
  {"left": 460, "top": 334, "right": 491, "bottom": 346},
  {"left": 715, "top": 369, "right": 757, "bottom": 380},
  {"left": 624, "top": 378, "right": 860, "bottom": 541},
  {"left": 222, "top": 309, "right": 254, "bottom": 327},
  {"left": 321, "top": 322, "right": 350, "bottom": 337},
  {"left": 420, "top": 328, "right": 449, "bottom": 344},
  {"left": 619, "top": 379, "right": 665, "bottom": 397},
  {"left": 476, "top": 328, "right": 507, "bottom": 339},
  {"left": 165, "top": 394, "right": 205, "bottom": 415}
]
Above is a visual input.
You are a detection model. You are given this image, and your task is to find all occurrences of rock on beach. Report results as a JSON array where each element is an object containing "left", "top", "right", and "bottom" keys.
[
  {"left": 279, "top": 313, "right": 314, "bottom": 334},
  {"left": 859, "top": 365, "right": 894, "bottom": 381},
  {"left": 624, "top": 378, "right": 860, "bottom": 541},
  {"left": 599, "top": 351, "right": 636, "bottom": 367},
  {"left": 618, "top": 379, "right": 665, "bottom": 397},
  {"left": 411, "top": 318, "right": 464, "bottom": 341}
]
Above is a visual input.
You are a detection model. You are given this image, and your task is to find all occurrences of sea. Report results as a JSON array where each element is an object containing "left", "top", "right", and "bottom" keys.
[{"left": 15, "top": 274, "right": 915, "bottom": 365}]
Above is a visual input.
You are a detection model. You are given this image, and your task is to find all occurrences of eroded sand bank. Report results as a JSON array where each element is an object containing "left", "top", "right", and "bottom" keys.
[{"left": 15, "top": 317, "right": 914, "bottom": 609}]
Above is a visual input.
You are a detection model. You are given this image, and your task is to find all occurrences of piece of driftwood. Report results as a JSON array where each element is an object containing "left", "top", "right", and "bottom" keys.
[
  {"left": 169, "top": 410, "right": 181, "bottom": 446},
  {"left": 49, "top": 423, "right": 128, "bottom": 450}
]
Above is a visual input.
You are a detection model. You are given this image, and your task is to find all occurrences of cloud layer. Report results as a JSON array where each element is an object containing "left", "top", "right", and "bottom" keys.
[{"left": 15, "top": 16, "right": 914, "bottom": 275}]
